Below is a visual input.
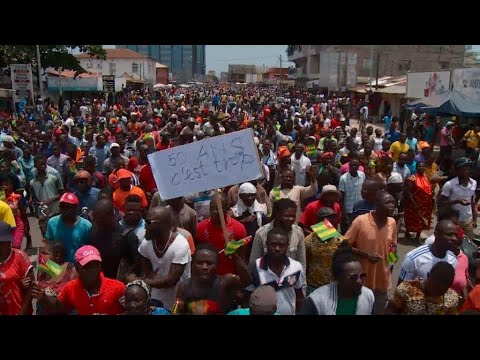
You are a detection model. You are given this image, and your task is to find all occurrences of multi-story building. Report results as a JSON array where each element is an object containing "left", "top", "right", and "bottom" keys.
[
  {"left": 287, "top": 45, "right": 466, "bottom": 87},
  {"left": 228, "top": 64, "right": 257, "bottom": 82},
  {"left": 117, "top": 45, "right": 206, "bottom": 82}
]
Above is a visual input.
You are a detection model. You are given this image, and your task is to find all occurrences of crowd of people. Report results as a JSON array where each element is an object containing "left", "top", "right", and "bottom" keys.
[{"left": 0, "top": 82, "right": 480, "bottom": 315}]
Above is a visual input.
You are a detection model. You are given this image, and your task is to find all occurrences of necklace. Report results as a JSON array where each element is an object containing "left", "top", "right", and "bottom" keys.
[{"left": 153, "top": 231, "right": 174, "bottom": 258}]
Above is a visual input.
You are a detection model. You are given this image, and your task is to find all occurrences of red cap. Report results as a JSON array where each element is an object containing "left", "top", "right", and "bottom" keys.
[
  {"left": 75, "top": 245, "right": 102, "bottom": 266},
  {"left": 59, "top": 192, "right": 79, "bottom": 205},
  {"left": 116, "top": 169, "right": 132, "bottom": 181}
]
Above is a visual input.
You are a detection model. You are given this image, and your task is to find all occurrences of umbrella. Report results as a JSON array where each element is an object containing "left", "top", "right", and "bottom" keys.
[{"left": 153, "top": 83, "right": 166, "bottom": 90}]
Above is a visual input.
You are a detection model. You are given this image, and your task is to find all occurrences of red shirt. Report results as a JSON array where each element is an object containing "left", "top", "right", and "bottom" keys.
[
  {"left": 139, "top": 163, "right": 157, "bottom": 193},
  {"left": 299, "top": 200, "right": 342, "bottom": 229},
  {"left": 197, "top": 217, "right": 247, "bottom": 275},
  {"left": 0, "top": 249, "right": 33, "bottom": 315},
  {"left": 58, "top": 273, "right": 125, "bottom": 315},
  {"left": 330, "top": 119, "right": 340, "bottom": 130}
]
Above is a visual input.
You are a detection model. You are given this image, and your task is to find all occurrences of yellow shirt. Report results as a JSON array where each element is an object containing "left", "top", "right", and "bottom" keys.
[
  {"left": 389, "top": 141, "right": 410, "bottom": 162},
  {"left": 464, "top": 130, "right": 480, "bottom": 149},
  {"left": 0, "top": 200, "right": 16, "bottom": 228}
]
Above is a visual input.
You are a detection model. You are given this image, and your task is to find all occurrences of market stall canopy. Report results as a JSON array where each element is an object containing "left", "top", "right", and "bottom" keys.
[
  {"left": 375, "top": 85, "right": 406, "bottom": 95},
  {"left": 153, "top": 83, "right": 167, "bottom": 89},
  {"left": 405, "top": 90, "right": 480, "bottom": 116}
]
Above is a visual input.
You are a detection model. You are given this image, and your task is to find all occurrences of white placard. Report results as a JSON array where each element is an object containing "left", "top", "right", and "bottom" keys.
[
  {"left": 452, "top": 68, "right": 480, "bottom": 102},
  {"left": 406, "top": 71, "right": 451, "bottom": 99},
  {"left": 148, "top": 128, "right": 262, "bottom": 200},
  {"left": 10, "top": 63, "right": 34, "bottom": 103}
]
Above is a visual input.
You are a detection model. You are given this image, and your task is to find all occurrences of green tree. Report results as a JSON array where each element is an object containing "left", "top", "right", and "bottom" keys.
[{"left": 0, "top": 45, "right": 106, "bottom": 76}]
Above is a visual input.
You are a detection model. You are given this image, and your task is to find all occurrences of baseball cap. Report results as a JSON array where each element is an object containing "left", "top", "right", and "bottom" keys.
[
  {"left": 455, "top": 157, "right": 473, "bottom": 169},
  {"left": 319, "top": 185, "right": 341, "bottom": 199},
  {"left": 387, "top": 173, "right": 403, "bottom": 184},
  {"left": 110, "top": 142, "right": 120, "bottom": 150},
  {"left": 75, "top": 245, "right": 102, "bottom": 266},
  {"left": 59, "top": 192, "right": 79, "bottom": 205},
  {"left": 316, "top": 207, "right": 337, "bottom": 219},
  {"left": 117, "top": 169, "right": 132, "bottom": 181},
  {"left": 0, "top": 221, "right": 13, "bottom": 242},
  {"left": 446, "top": 121, "right": 454, "bottom": 127}
]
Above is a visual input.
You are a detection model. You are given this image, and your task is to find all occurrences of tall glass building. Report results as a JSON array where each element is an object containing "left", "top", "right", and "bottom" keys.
[{"left": 117, "top": 45, "right": 206, "bottom": 81}]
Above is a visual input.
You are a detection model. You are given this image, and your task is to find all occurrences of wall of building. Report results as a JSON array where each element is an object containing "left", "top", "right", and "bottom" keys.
[
  {"left": 156, "top": 67, "right": 169, "bottom": 85},
  {"left": 289, "top": 45, "right": 466, "bottom": 81},
  {"left": 78, "top": 57, "right": 156, "bottom": 84}
]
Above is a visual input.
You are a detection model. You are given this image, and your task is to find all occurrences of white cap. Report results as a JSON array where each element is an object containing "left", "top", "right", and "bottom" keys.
[
  {"left": 110, "top": 143, "right": 120, "bottom": 150},
  {"left": 387, "top": 173, "right": 403, "bottom": 184}
]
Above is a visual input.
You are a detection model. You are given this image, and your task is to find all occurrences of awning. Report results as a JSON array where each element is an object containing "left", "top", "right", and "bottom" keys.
[{"left": 375, "top": 85, "right": 406, "bottom": 95}]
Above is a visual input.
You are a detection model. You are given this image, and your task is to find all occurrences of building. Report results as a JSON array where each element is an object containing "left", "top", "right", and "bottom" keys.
[
  {"left": 156, "top": 63, "right": 169, "bottom": 85},
  {"left": 76, "top": 48, "right": 157, "bottom": 91},
  {"left": 117, "top": 45, "right": 206, "bottom": 82},
  {"left": 287, "top": 45, "right": 466, "bottom": 88},
  {"left": 228, "top": 64, "right": 257, "bottom": 82},
  {"left": 262, "top": 67, "right": 289, "bottom": 83},
  {"left": 220, "top": 72, "right": 229, "bottom": 81}
]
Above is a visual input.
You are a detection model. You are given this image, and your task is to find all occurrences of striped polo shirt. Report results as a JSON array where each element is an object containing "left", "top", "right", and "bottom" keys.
[
  {"left": 398, "top": 245, "right": 458, "bottom": 282},
  {"left": 247, "top": 254, "right": 305, "bottom": 315}
]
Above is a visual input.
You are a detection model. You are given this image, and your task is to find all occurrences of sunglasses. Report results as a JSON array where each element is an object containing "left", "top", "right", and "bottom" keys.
[{"left": 347, "top": 273, "right": 367, "bottom": 281}]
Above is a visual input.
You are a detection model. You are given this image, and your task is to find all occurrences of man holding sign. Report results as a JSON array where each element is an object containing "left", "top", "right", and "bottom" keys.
[{"left": 197, "top": 193, "right": 247, "bottom": 276}]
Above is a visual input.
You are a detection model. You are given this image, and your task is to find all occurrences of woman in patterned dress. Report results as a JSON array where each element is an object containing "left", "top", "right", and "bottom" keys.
[
  {"left": 386, "top": 262, "right": 459, "bottom": 315},
  {"left": 404, "top": 161, "right": 433, "bottom": 244}
]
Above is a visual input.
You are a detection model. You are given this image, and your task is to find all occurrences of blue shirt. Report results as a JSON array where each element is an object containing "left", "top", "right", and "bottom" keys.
[
  {"left": 227, "top": 308, "right": 280, "bottom": 315},
  {"left": 385, "top": 130, "right": 400, "bottom": 143},
  {"left": 89, "top": 146, "right": 110, "bottom": 172},
  {"left": 406, "top": 137, "right": 418, "bottom": 152},
  {"left": 74, "top": 187, "right": 101, "bottom": 213},
  {"left": 351, "top": 200, "right": 375, "bottom": 223},
  {"left": 406, "top": 161, "right": 417, "bottom": 175},
  {"left": 45, "top": 215, "right": 92, "bottom": 263},
  {"left": 383, "top": 116, "right": 392, "bottom": 131}
]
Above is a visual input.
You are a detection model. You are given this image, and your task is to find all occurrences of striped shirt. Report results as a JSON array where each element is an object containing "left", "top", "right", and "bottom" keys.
[
  {"left": 338, "top": 171, "right": 366, "bottom": 213},
  {"left": 398, "top": 245, "right": 458, "bottom": 282},
  {"left": 247, "top": 255, "right": 305, "bottom": 315}
]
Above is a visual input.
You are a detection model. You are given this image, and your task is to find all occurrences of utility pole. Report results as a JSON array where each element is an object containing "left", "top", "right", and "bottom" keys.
[
  {"left": 36, "top": 45, "right": 44, "bottom": 100},
  {"left": 375, "top": 50, "right": 380, "bottom": 90},
  {"left": 369, "top": 45, "right": 373, "bottom": 92},
  {"left": 279, "top": 54, "right": 283, "bottom": 85}
]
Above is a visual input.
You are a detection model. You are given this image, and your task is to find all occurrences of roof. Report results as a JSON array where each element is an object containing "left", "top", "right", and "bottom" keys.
[
  {"left": 76, "top": 48, "right": 148, "bottom": 60},
  {"left": 365, "top": 76, "right": 407, "bottom": 88},
  {"left": 156, "top": 62, "right": 168, "bottom": 69},
  {"left": 45, "top": 68, "right": 101, "bottom": 78},
  {"left": 374, "top": 85, "right": 406, "bottom": 95},
  {"left": 117, "top": 72, "right": 143, "bottom": 83}
]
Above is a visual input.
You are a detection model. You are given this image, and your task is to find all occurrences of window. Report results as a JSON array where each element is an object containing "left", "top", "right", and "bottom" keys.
[
  {"left": 440, "top": 61, "right": 450, "bottom": 69},
  {"left": 109, "top": 62, "right": 116, "bottom": 75},
  {"left": 363, "top": 58, "right": 372, "bottom": 71},
  {"left": 132, "top": 63, "right": 139, "bottom": 74}
]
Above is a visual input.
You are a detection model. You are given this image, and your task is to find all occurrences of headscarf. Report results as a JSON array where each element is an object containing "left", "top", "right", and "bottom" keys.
[
  {"left": 231, "top": 182, "right": 267, "bottom": 226},
  {"left": 127, "top": 279, "right": 150, "bottom": 297}
]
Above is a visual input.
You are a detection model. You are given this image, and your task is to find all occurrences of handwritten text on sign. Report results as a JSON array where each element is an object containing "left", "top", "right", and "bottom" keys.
[{"left": 148, "top": 129, "right": 262, "bottom": 200}]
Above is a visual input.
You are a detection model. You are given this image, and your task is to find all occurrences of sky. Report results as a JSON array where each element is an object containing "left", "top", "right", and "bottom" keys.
[{"left": 105, "top": 45, "right": 293, "bottom": 74}]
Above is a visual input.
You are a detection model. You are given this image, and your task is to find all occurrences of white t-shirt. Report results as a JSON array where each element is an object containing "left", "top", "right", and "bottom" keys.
[
  {"left": 290, "top": 154, "right": 311, "bottom": 186},
  {"left": 441, "top": 177, "right": 477, "bottom": 223},
  {"left": 398, "top": 245, "right": 458, "bottom": 282},
  {"left": 374, "top": 137, "right": 383, "bottom": 152},
  {"left": 360, "top": 106, "right": 369, "bottom": 119},
  {"left": 138, "top": 234, "right": 191, "bottom": 311},
  {"left": 323, "top": 118, "right": 331, "bottom": 129},
  {"left": 63, "top": 118, "right": 75, "bottom": 133},
  {"left": 79, "top": 105, "right": 88, "bottom": 118},
  {"left": 321, "top": 103, "right": 327, "bottom": 113}
]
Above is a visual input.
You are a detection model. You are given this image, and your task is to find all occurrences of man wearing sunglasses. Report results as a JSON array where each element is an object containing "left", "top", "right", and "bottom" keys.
[{"left": 300, "top": 242, "right": 374, "bottom": 315}]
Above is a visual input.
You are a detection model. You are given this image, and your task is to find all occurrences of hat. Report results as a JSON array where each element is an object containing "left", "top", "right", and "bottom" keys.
[
  {"left": 319, "top": 185, "right": 341, "bottom": 199},
  {"left": 387, "top": 173, "right": 403, "bottom": 184},
  {"left": 321, "top": 152, "right": 334, "bottom": 160},
  {"left": 277, "top": 146, "right": 291, "bottom": 159},
  {"left": 446, "top": 121, "right": 454, "bottom": 127},
  {"left": 249, "top": 285, "right": 277, "bottom": 315},
  {"left": 239, "top": 182, "right": 257, "bottom": 195},
  {"left": 316, "top": 207, "right": 337, "bottom": 219},
  {"left": 0, "top": 221, "right": 13, "bottom": 242},
  {"left": 3, "top": 135, "right": 14, "bottom": 143},
  {"left": 418, "top": 141, "right": 430, "bottom": 150},
  {"left": 126, "top": 279, "right": 150, "bottom": 297},
  {"left": 59, "top": 192, "right": 79, "bottom": 205},
  {"left": 74, "top": 170, "right": 92, "bottom": 181},
  {"left": 109, "top": 142, "right": 120, "bottom": 150},
  {"left": 116, "top": 169, "right": 132, "bottom": 181},
  {"left": 454, "top": 157, "right": 473, "bottom": 169},
  {"left": 75, "top": 245, "right": 102, "bottom": 266}
]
